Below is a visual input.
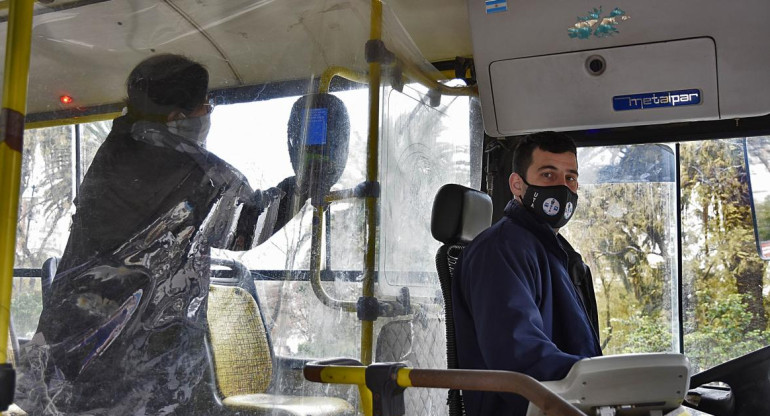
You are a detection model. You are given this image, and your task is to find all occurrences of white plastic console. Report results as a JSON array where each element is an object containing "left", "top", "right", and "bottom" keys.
[{"left": 526, "top": 353, "right": 690, "bottom": 416}]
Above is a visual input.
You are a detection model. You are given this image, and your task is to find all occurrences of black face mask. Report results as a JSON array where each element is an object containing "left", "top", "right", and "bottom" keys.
[{"left": 521, "top": 179, "right": 578, "bottom": 229}]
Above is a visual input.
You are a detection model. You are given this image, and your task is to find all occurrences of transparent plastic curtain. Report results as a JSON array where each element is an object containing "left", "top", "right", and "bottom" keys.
[
  {"left": 562, "top": 145, "right": 680, "bottom": 357},
  {"left": 8, "top": 0, "right": 473, "bottom": 415}
]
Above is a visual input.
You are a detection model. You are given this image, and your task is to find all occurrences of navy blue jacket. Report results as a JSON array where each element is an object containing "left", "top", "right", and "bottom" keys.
[{"left": 452, "top": 199, "right": 602, "bottom": 416}]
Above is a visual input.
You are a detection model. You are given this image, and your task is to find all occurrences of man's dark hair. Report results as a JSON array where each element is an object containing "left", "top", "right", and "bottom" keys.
[
  {"left": 512, "top": 131, "right": 577, "bottom": 180},
  {"left": 126, "top": 54, "right": 208, "bottom": 120}
]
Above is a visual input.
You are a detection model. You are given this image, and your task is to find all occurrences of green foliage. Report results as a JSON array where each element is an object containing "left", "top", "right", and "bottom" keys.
[
  {"left": 684, "top": 293, "right": 770, "bottom": 372},
  {"left": 604, "top": 312, "right": 672, "bottom": 355},
  {"left": 565, "top": 179, "right": 676, "bottom": 353},
  {"left": 567, "top": 140, "right": 769, "bottom": 372},
  {"left": 16, "top": 126, "right": 74, "bottom": 268},
  {"left": 681, "top": 139, "right": 768, "bottom": 361},
  {"left": 15, "top": 122, "right": 111, "bottom": 269},
  {"left": 12, "top": 122, "right": 111, "bottom": 337}
]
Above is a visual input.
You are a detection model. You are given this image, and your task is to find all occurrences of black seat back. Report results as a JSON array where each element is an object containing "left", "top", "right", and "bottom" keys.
[{"left": 431, "top": 184, "right": 493, "bottom": 416}]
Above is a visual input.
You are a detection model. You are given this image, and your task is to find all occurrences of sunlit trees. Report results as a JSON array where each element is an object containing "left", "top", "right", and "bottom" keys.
[
  {"left": 681, "top": 139, "right": 768, "bottom": 370},
  {"left": 567, "top": 140, "right": 769, "bottom": 372},
  {"left": 16, "top": 126, "right": 73, "bottom": 269},
  {"left": 13, "top": 121, "right": 110, "bottom": 337},
  {"left": 566, "top": 145, "right": 677, "bottom": 354}
]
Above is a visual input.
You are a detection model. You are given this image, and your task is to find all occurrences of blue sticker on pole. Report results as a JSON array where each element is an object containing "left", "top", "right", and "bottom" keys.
[
  {"left": 305, "top": 108, "right": 328, "bottom": 145},
  {"left": 485, "top": 0, "right": 507, "bottom": 14},
  {"left": 613, "top": 89, "right": 701, "bottom": 111}
]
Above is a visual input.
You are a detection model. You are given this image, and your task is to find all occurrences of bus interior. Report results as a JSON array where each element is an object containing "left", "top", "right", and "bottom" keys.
[{"left": 1, "top": 1, "right": 770, "bottom": 415}]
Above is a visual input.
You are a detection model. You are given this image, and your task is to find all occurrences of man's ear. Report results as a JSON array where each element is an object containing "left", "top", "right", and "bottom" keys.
[{"left": 509, "top": 172, "right": 524, "bottom": 198}]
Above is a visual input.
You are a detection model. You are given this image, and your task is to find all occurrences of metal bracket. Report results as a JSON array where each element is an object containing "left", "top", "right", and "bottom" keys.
[
  {"left": 387, "top": 65, "right": 404, "bottom": 93},
  {"left": 453, "top": 56, "right": 476, "bottom": 86},
  {"left": 427, "top": 89, "right": 441, "bottom": 107},
  {"left": 366, "top": 362, "right": 407, "bottom": 416},
  {"left": 326, "top": 181, "right": 380, "bottom": 202},
  {"left": 357, "top": 287, "right": 412, "bottom": 321},
  {"left": 365, "top": 39, "right": 395, "bottom": 65},
  {"left": 357, "top": 296, "right": 380, "bottom": 321},
  {"left": 378, "top": 287, "right": 411, "bottom": 317}
]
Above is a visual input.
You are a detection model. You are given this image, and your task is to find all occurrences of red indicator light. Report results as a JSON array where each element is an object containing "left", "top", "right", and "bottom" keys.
[{"left": 60, "top": 95, "right": 73, "bottom": 104}]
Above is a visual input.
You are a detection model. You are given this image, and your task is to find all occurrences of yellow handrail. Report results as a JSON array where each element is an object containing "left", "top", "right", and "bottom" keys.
[
  {"left": 395, "top": 56, "right": 478, "bottom": 97},
  {"left": 310, "top": 62, "right": 370, "bottom": 317},
  {"left": 304, "top": 362, "right": 587, "bottom": 416},
  {"left": 0, "top": 0, "right": 35, "bottom": 364},
  {"left": 319, "top": 66, "right": 368, "bottom": 94},
  {"left": 308, "top": 206, "right": 357, "bottom": 312},
  {"left": 305, "top": 361, "right": 374, "bottom": 416},
  {"left": 25, "top": 112, "right": 122, "bottom": 130}
]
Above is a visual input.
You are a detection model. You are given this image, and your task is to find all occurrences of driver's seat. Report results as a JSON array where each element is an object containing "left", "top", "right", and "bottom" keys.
[{"left": 430, "top": 184, "right": 493, "bottom": 416}]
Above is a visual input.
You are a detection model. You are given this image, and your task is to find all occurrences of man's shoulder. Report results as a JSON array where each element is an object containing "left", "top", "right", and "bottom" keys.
[
  {"left": 473, "top": 214, "right": 539, "bottom": 244},
  {"left": 463, "top": 215, "right": 543, "bottom": 262}
]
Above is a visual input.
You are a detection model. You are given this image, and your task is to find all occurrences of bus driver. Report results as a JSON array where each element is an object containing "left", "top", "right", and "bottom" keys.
[{"left": 452, "top": 131, "right": 603, "bottom": 416}]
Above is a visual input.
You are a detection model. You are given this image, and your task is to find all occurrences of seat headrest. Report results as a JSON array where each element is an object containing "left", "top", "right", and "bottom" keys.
[{"left": 431, "top": 184, "right": 493, "bottom": 245}]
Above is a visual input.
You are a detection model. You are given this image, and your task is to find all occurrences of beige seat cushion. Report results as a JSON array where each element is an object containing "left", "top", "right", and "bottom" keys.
[
  {"left": 2, "top": 404, "right": 27, "bottom": 416},
  {"left": 208, "top": 285, "right": 353, "bottom": 415},
  {"left": 222, "top": 393, "right": 353, "bottom": 416},
  {"left": 208, "top": 285, "right": 272, "bottom": 396}
]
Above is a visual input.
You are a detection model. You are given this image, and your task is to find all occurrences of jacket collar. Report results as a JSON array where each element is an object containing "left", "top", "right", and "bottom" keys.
[{"left": 504, "top": 199, "right": 569, "bottom": 263}]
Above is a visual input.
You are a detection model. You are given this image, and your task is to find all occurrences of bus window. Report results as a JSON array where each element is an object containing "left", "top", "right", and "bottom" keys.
[
  {"left": 681, "top": 138, "right": 769, "bottom": 373},
  {"left": 380, "top": 81, "right": 475, "bottom": 293},
  {"left": 562, "top": 144, "right": 680, "bottom": 355},
  {"left": 79, "top": 121, "right": 112, "bottom": 183},
  {"left": 13, "top": 121, "right": 113, "bottom": 339},
  {"left": 564, "top": 138, "right": 770, "bottom": 374},
  {"left": 207, "top": 90, "right": 369, "bottom": 361},
  {"left": 378, "top": 82, "right": 477, "bottom": 415},
  {"left": 13, "top": 126, "right": 75, "bottom": 338}
]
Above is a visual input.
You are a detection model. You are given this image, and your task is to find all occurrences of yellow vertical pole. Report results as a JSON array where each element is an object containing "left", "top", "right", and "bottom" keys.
[
  {"left": 360, "top": 0, "right": 382, "bottom": 368},
  {"left": 0, "top": 0, "right": 34, "bottom": 364}
]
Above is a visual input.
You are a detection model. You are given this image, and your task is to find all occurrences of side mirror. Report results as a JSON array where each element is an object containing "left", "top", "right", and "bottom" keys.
[{"left": 745, "top": 137, "right": 770, "bottom": 260}]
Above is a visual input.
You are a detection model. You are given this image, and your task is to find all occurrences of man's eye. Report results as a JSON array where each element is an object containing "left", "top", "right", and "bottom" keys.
[{"left": 567, "top": 176, "right": 577, "bottom": 182}]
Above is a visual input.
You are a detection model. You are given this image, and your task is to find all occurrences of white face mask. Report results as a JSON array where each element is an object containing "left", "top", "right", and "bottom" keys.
[{"left": 167, "top": 114, "right": 211, "bottom": 146}]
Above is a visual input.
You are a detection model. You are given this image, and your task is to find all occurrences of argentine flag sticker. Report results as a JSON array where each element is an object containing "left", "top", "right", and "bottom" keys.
[{"left": 485, "top": 0, "right": 508, "bottom": 14}]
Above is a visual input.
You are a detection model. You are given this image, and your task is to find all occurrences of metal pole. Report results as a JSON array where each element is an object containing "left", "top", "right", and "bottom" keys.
[
  {"left": 0, "top": 0, "right": 34, "bottom": 365},
  {"left": 360, "top": 0, "right": 383, "bottom": 367}
]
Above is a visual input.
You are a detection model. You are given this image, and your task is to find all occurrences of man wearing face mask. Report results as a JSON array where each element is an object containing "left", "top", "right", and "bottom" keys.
[
  {"left": 452, "top": 131, "right": 602, "bottom": 416},
  {"left": 16, "top": 54, "right": 308, "bottom": 415}
]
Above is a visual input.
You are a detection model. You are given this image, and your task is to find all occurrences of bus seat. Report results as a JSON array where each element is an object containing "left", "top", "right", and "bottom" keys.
[
  {"left": 207, "top": 259, "right": 353, "bottom": 415},
  {"left": 430, "top": 184, "right": 493, "bottom": 416}
]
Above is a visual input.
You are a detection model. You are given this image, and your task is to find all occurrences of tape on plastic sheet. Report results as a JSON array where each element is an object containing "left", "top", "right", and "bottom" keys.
[{"left": 0, "top": 108, "right": 24, "bottom": 152}]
